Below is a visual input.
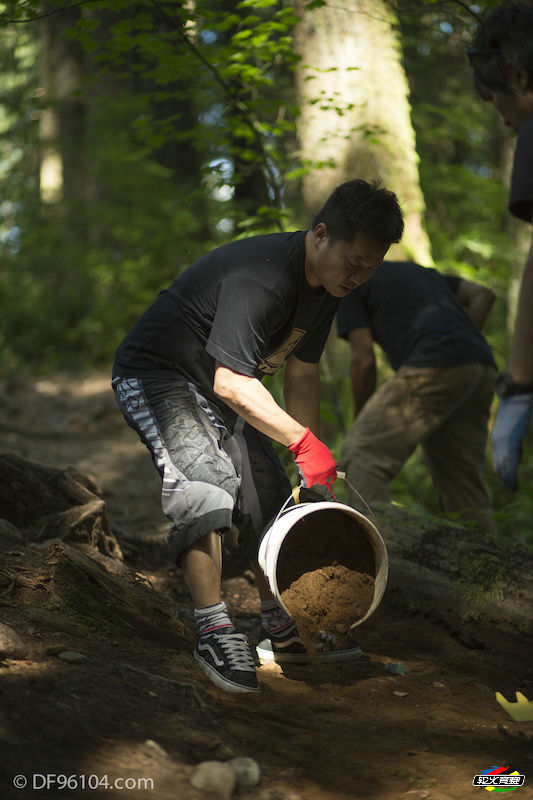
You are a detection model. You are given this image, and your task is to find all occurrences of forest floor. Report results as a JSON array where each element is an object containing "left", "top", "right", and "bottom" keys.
[{"left": 0, "top": 370, "right": 532, "bottom": 800}]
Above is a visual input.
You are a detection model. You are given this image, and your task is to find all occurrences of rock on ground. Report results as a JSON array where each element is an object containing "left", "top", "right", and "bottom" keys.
[
  {"left": 190, "top": 761, "right": 236, "bottom": 799},
  {"left": 0, "top": 622, "right": 28, "bottom": 660}
]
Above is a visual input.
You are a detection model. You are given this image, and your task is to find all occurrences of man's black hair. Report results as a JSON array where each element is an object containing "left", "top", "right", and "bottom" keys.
[
  {"left": 312, "top": 179, "right": 404, "bottom": 245},
  {"left": 469, "top": 1, "right": 533, "bottom": 97}
]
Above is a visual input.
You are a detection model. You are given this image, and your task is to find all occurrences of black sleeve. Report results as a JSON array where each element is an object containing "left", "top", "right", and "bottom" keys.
[
  {"left": 292, "top": 307, "right": 337, "bottom": 364},
  {"left": 509, "top": 114, "right": 533, "bottom": 223},
  {"left": 443, "top": 275, "right": 461, "bottom": 294},
  {"left": 336, "top": 290, "right": 370, "bottom": 340},
  {"left": 206, "top": 276, "right": 287, "bottom": 376}
]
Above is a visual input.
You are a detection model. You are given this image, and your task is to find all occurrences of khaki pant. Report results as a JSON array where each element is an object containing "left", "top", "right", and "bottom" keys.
[{"left": 339, "top": 364, "right": 496, "bottom": 531}]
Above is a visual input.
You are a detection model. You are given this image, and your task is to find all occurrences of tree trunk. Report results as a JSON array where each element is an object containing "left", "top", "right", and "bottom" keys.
[
  {"left": 294, "top": 0, "right": 431, "bottom": 264},
  {"left": 39, "top": 14, "right": 62, "bottom": 205},
  {"left": 39, "top": 2, "right": 87, "bottom": 228}
]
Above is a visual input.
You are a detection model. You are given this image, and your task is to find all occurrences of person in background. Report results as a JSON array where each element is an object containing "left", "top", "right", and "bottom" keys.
[
  {"left": 112, "top": 180, "right": 404, "bottom": 694},
  {"left": 337, "top": 261, "right": 497, "bottom": 532},
  {"left": 468, "top": 1, "right": 533, "bottom": 490}
]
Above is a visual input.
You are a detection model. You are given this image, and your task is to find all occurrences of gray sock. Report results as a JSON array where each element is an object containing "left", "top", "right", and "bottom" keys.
[{"left": 194, "top": 601, "right": 235, "bottom": 637}]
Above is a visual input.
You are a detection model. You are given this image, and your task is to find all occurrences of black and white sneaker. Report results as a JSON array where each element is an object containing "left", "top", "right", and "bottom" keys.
[
  {"left": 256, "top": 625, "right": 362, "bottom": 665},
  {"left": 194, "top": 631, "right": 260, "bottom": 693}
]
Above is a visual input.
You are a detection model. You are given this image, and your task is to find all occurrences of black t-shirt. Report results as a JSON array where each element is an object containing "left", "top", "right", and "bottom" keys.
[
  {"left": 114, "top": 231, "right": 338, "bottom": 405},
  {"left": 336, "top": 261, "right": 496, "bottom": 371},
  {"left": 509, "top": 113, "right": 533, "bottom": 223}
]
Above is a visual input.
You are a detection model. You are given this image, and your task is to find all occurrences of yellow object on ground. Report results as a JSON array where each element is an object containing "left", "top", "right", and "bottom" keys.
[{"left": 495, "top": 691, "right": 533, "bottom": 722}]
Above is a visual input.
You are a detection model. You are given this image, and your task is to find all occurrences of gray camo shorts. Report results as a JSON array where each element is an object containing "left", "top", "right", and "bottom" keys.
[{"left": 112, "top": 375, "right": 291, "bottom": 563}]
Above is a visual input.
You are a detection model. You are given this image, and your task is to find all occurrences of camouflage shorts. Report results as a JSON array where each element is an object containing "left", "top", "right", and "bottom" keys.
[{"left": 112, "top": 375, "right": 291, "bottom": 563}]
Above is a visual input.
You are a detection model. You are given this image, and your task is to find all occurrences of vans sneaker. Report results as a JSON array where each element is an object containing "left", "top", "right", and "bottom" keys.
[
  {"left": 194, "top": 630, "right": 259, "bottom": 693},
  {"left": 256, "top": 625, "right": 362, "bottom": 665}
]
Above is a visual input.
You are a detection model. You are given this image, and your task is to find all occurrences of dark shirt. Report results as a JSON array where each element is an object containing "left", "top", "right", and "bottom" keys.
[
  {"left": 509, "top": 113, "right": 533, "bottom": 224},
  {"left": 336, "top": 261, "right": 496, "bottom": 371},
  {"left": 114, "top": 231, "right": 338, "bottom": 407}
]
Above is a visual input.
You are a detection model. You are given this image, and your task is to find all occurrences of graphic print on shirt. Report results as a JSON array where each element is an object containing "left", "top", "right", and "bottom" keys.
[{"left": 258, "top": 327, "right": 307, "bottom": 374}]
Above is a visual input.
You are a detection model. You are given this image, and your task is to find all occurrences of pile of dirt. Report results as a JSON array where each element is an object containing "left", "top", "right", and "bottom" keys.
[
  {"left": 275, "top": 508, "right": 376, "bottom": 590},
  {"left": 281, "top": 563, "right": 375, "bottom": 652}
]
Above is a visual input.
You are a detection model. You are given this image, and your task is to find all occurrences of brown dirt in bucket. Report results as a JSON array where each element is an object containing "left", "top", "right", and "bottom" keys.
[
  {"left": 281, "top": 563, "right": 375, "bottom": 655},
  {"left": 275, "top": 507, "right": 377, "bottom": 656}
]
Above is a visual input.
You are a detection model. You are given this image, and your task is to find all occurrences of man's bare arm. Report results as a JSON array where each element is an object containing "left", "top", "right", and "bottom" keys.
[
  {"left": 508, "top": 230, "right": 533, "bottom": 383},
  {"left": 347, "top": 328, "right": 376, "bottom": 417},
  {"left": 490, "top": 227, "right": 533, "bottom": 490},
  {"left": 213, "top": 363, "right": 306, "bottom": 446},
  {"left": 455, "top": 278, "right": 495, "bottom": 331}
]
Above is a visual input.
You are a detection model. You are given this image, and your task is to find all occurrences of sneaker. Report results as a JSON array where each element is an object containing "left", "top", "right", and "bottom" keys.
[
  {"left": 194, "top": 631, "right": 260, "bottom": 693},
  {"left": 256, "top": 625, "right": 362, "bottom": 665}
]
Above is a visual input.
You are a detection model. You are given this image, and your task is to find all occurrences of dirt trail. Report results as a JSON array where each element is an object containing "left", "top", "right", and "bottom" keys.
[{"left": 0, "top": 371, "right": 532, "bottom": 800}]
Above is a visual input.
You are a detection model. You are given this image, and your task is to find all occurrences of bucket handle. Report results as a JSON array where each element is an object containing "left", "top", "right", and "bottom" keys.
[
  {"left": 271, "top": 489, "right": 310, "bottom": 526},
  {"left": 272, "top": 472, "right": 377, "bottom": 527},
  {"left": 337, "top": 471, "right": 378, "bottom": 524}
]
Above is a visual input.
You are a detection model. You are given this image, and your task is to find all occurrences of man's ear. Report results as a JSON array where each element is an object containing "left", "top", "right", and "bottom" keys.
[
  {"left": 313, "top": 222, "right": 328, "bottom": 248},
  {"left": 507, "top": 62, "right": 533, "bottom": 94}
]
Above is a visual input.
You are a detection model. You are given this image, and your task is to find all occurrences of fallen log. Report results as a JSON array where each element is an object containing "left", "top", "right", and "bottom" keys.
[
  {"left": 0, "top": 453, "right": 122, "bottom": 560},
  {"left": 368, "top": 503, "right": 533, "bottom": 631}
]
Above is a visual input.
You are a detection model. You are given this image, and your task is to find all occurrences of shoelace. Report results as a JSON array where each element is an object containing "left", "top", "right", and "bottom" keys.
[{"left": 213, "top": 632, "right": 256, "bottom": 672}]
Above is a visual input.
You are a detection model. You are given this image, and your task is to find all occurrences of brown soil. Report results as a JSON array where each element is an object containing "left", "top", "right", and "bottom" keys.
[
  {"left": 281, "top": 565, "right": 375, "bottom": 653},
  {"left": 275, "top": 509, "right": 376, "bottom": 593},
  {"left": 1, "top": 370, "right": 532, "bottom": 800}
]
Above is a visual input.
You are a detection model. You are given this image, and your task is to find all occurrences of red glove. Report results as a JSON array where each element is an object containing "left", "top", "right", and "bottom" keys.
[{"left": 288, "top": 428, "right": 337, "bottom": 496}]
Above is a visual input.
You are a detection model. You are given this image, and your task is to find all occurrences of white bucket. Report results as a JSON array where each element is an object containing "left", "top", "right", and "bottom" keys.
[{"left": 258, "top": 500, "right": 388, "bottom": 630}]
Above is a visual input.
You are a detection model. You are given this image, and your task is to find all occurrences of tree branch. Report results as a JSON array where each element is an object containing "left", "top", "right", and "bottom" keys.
[
  {"left": 5, "top": 0, "right": 287, "bottom": 225},
  {"left": 395, "top": 0, "right": 483, "bottom": 24},
  {"left": 0, "top": 0, "right": 105, "bottom": 25},
  {"left": 445, "top": 0, "right": 482, "bottom": 23},
  {"left": 148, "top": 0, "right": 285, "bottom": 222}
]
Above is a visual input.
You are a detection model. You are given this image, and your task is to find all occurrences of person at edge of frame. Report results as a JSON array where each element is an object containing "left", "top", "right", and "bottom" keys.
[
  {"left": 336, "top": 260, "right": 497, "bottom": 533},
  {"left": 468, "top": 1, "right": 533, "bottom": 490},
  {"left": 111, "top": 179, "right": 404, "bottom": 694}
]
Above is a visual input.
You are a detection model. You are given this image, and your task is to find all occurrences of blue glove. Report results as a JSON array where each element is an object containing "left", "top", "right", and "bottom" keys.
[{"left": 491, "top": 393, "right": 533, "bottom": 490}]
